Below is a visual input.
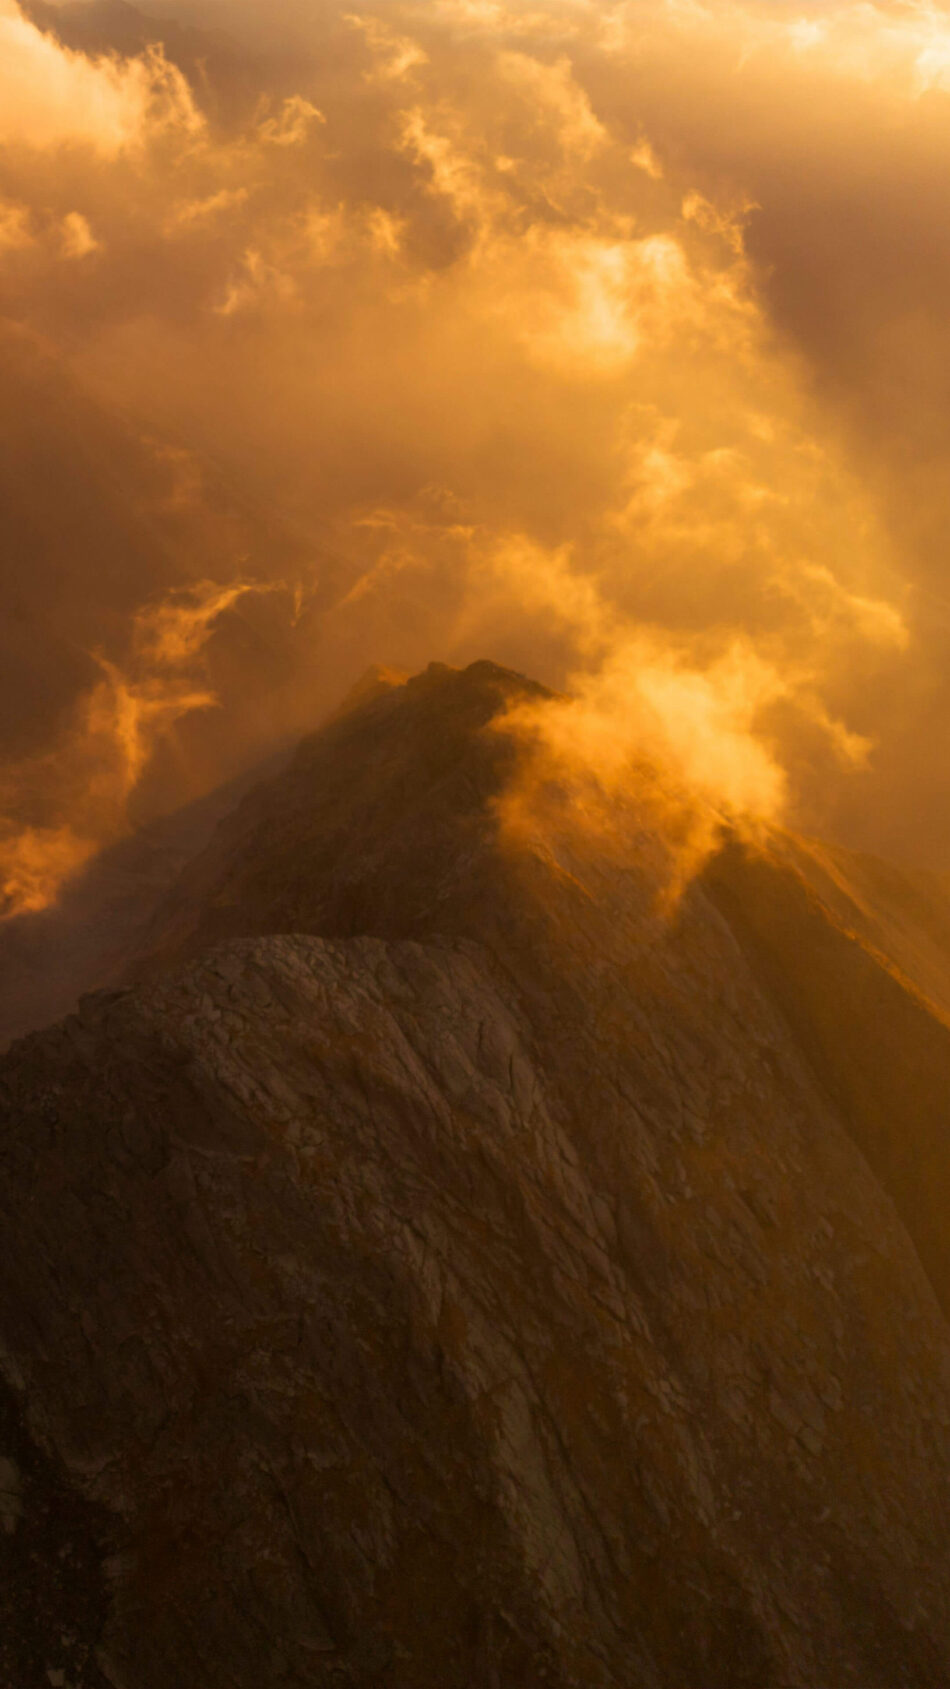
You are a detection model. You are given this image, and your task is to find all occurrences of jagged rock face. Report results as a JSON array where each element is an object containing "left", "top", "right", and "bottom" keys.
[{"left": 3, "top": 661, "right": 950, "bottom": 1688}]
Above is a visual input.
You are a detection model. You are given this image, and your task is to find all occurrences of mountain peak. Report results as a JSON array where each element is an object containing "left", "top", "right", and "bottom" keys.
[
  {"left": 129, "top": 657, "right": 558, "bottom": 975},
  {"left": 4, "top": 661, "right": 950, "bottom": 1686}
]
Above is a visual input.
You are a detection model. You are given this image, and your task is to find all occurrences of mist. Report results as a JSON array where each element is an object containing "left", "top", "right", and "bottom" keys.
[{"left": 3, "top": 0, "right": 950, "bottom": 918}]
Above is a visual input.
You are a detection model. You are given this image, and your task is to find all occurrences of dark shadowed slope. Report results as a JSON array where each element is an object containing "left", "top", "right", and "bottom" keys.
[
  {"left": 128, "top": 659, "right": 555, "bottom": 971},
  {"left": 2, "top": 660, "right": 950, "bottom": 1688},
  {"left": 705, "top": 832, "right": 950, "bottom": 1318},
  {"left": 0, "top": 747, "right": 293, "bottom": 1052}
]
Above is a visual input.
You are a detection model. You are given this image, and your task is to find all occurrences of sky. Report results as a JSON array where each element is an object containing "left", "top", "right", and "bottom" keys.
[{"left": 3, "top": 0, "right": 950, "bottom": 914}]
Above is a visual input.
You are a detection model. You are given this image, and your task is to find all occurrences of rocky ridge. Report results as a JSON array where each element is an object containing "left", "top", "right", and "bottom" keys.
[{"left": 2, "top": 660, "right": 950, "bottom": 1687}]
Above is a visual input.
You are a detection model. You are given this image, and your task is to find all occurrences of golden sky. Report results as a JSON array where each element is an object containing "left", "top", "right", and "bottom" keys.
[{"left": 3, "top": 0, "right": 950, "bottom": 912}]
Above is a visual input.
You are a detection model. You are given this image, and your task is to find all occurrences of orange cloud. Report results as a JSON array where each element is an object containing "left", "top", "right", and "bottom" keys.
[
  {"left": 59, "top": 211, "right": 99, "bottom": 259},
  {"left": 1, "top": 0, "right": 945, "bottom": 909},
  {"left": 0, "top": 0, "right": 200, "bottom": 152},
  {"left": 0, "top": 581, "right": 277, "bottom": 918}
]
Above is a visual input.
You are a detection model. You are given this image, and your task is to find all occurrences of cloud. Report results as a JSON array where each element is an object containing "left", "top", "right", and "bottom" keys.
[
  {"left": 498, "top": 52, "right": 607, "bottom": 159},
  {"left": 3, "top": 0, "right": 950, "bottom": 917},
  {"left": 257, "top": 94, "right": 325, "bottom": 146},
  {"left": 166, "top": 187, "right": 249, "bottom": 232},
  {"left": 0, "top": 580, "right": 277, "bottom": 917},
  {"left": 59, "top": 210, "right": 99, "bottom": 258},
  {"left": 347, "top": 12, "right": 429, "bottom": 81},
  {"left": 0, "top": 196, "right": 33, "bottom": 251},
  {"left": 0, "top": 0, "right": 201, "bottom": 152},
  {"left": 466, "top": 524, "right": 876, "bottom": 890}
]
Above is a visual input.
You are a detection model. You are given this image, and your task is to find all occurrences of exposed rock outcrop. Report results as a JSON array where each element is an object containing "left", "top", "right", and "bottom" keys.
[{"left": 2, "top": 660, "right": 950, "bottom": 1687}]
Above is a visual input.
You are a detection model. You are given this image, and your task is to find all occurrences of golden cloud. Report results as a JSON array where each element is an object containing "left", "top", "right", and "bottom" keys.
[
  {"left": 0, "top": 0, "right": 201, "bottom": 152},
  {"left": 0, "top": 580, "right": 278, "bottom": 918},
  {"left": 1, "top": 0, "right": 948, "bottom": 915}
]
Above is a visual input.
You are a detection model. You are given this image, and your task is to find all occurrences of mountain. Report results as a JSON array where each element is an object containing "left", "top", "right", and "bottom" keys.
[
  {"left": 707, "top": 831, "right": 950, "bottom": 1322},
  {"left": 0, "top": 667, "right": 405, "bottom": 1052},
  {"left": 0, "top": 745, "right": 293, "bottom": 1053},
  {"left": 2, "top": 659, "right": 950, "bottom": 1688}
]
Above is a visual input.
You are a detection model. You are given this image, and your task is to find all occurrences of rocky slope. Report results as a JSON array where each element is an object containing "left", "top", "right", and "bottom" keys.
[
  {"left": 0, "top": 747, "right": 293, "bottom": 1053},
  {"left": 2, "top": 659, "right": 950, "bottom": 1688}
]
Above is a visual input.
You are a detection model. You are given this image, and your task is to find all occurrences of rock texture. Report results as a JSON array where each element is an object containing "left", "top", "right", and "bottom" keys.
[{"left": 3, "top": 659, "right": 950, "bottom": 1687}]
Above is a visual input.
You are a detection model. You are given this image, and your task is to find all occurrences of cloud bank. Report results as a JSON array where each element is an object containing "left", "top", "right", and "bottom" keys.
[{"left": 2, "top": 0, "right": 950, "bottom": 911}]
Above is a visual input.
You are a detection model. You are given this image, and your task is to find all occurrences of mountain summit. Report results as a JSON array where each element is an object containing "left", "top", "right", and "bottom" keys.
[{"left": 3, "top": 659, "right": 950, "bottom": 1688}]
